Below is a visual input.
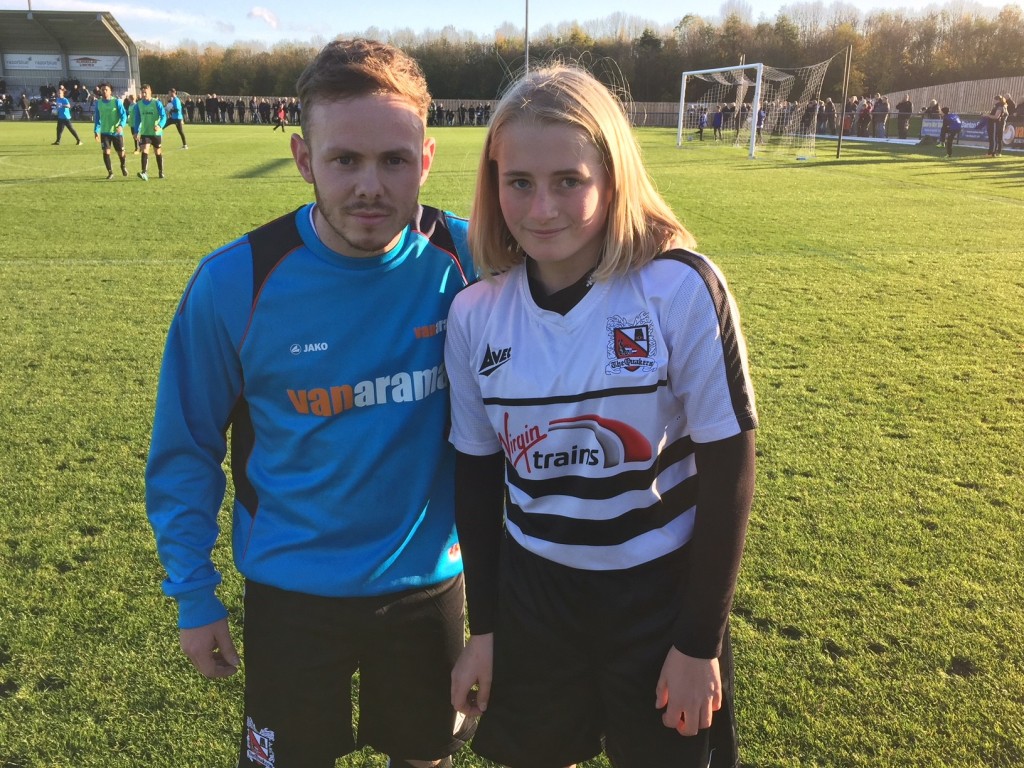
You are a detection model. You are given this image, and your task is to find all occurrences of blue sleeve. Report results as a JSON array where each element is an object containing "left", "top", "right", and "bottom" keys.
[
  {"left": 118, "top": 99, "right": 127, "bottom": 127},
  {"left": 158, "top": 100, "right": 167, "bottom": 128},
  {"left": 132, "top": 103, "right": 141, "bottom": 134},
  {"left": 146, "top": 248, "right": 250, "bottom": 629},
  {"left": 93, "top": 102, "right": 100, "bottom": 133}
]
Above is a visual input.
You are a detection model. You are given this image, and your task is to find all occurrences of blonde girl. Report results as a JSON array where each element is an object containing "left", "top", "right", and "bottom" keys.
[{"left": 446, "top": 64, "right": 757, "bottom": 768}]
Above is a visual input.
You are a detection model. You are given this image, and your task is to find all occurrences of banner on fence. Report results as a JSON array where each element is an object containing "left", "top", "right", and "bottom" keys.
[
  {"left": 1010, "top": 120, "right": 1024, "bottom": 149},
  {"left": 922, "top": 116, "right": 1022, "bottom": 147}
]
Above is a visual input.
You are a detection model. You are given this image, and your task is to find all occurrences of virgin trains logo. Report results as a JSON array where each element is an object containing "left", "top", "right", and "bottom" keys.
[
  {"left": 606, "top": 313, "right": 658, "bottom": 374},
  {"left": 499, "top": 412, "right": 652, "bottom": 473}
]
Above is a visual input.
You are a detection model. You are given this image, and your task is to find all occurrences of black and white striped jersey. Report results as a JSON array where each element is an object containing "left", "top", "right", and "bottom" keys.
[{"left": 446, "top": 250, "right": 757, "bottom": 572}]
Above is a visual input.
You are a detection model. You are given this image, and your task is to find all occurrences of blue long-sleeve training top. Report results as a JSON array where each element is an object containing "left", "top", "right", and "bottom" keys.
[{"left": 146, "top": 203, "right": 470, "bottom": 628}]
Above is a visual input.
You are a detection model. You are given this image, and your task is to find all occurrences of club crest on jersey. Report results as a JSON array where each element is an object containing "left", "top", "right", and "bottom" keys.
[
  {"left": 246, "top": 717, "right": 276, "bottom": 768},
  {"left": 606, "top": 313, "right": 658, "bottom": 374}
]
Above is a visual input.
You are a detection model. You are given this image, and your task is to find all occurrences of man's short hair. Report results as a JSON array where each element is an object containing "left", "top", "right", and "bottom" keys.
[{"left": 295, "top": 39, "right": 431, "bottom": 131}]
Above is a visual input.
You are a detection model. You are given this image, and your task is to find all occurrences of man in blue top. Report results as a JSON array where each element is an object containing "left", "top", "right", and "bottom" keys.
[
  {"left": 93, "top": 82, "right": 128, "bottom": 179},
  {"left": 712, "top": 105, "right": 724, "bottom": 140},
  {"left": 132, "top": 84, "right": 167, "bottom": 180},
  {"left": 164, "top": 87, "right": 188, "bottom": 148},
  {"left": 146, "top": 39, "right": 473, "bottom": 768},
  {"left": 51, "top": 85, "right": 82, "bottom": 146},
  {"left": 939, "top": 106, "right": 962, "bottom": 158}
]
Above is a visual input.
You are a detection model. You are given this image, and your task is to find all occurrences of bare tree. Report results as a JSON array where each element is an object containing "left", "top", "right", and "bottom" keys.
[{"left": 719, "top": 0, "right": 755, "bottom": 25}]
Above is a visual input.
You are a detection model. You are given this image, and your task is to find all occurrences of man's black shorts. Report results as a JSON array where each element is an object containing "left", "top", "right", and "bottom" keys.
[
  {"left": 139, "top": 135, "right": 162, "bottom": 149},
  {"left": 239, "top": 576, "right": 467, "bottom": 768},
  {"left": 100, "top": 134, "right": 125, "bottom": 153}
]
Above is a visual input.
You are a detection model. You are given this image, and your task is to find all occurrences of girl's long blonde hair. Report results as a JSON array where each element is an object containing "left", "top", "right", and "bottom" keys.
[{"left": 469, "top": 63, "right": 696, "bottom": 281}]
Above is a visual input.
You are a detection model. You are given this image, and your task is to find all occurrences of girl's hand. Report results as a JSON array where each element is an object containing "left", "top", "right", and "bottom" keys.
[
  {"left": 655, "top": 647, "right": 722, "bottom": 736},
  {"left": 451, "top": 633, "right": 494, "bottom": 717}
]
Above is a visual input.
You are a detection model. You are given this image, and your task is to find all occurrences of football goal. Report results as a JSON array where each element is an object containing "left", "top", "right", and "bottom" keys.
[{"left": 676, "top": 58, "right": 836, "bottom": 159}]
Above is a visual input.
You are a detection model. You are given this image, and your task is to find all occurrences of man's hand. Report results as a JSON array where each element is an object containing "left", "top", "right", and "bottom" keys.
[
  {"left": 180, "top": 618, "right": 241, "bottom": 679},
  {"left": 451, "top": 633, "right": 493, "bottom": 717},
  {"left": 655, "top": 647, "right": 722, "bottom": 736}
]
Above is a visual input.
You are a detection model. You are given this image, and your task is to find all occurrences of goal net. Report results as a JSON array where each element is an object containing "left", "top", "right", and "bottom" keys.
[{"left": 676, "top": 59, "right": 835, "bottom": 159}]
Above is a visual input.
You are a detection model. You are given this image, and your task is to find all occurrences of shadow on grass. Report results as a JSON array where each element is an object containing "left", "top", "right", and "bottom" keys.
[
  {"left": 827, "top": 140, "right": 1013, "bottom": 162},
  {"left": 234, "top": 157, "right": 297, "bottom": 178},
  {"left": 738, "top": 140, "right": 1024, "bottom": 186}
]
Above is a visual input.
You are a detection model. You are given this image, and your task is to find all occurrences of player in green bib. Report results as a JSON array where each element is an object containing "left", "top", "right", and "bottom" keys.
[
  {"left": 132, "top": 84, "right": 167, "bottom": 180},
  {"left": 93, "top": 82, "right": 129, "bottom": 180}
]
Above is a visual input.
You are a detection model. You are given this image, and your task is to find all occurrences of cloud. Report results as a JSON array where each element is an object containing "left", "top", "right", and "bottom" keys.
[
  {"left": 34, "top": 0, "right": 215, "bottom": 27},
  {"left": 248, "top": 7, "right": 280, "bottom": 29}
]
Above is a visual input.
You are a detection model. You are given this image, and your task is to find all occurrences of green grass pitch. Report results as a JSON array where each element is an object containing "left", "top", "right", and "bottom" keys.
[{"left": 1, "top": 121, "right": 1022, "bottom": 767}]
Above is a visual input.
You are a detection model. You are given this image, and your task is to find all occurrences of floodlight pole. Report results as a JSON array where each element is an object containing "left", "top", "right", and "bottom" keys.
[{"left": 525, "top": 0, "right": 530, "bottom": 74}]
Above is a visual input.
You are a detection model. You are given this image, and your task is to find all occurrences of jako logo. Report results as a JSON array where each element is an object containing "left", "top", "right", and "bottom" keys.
[{"left": 290, "top": 342, "right": 329, "bottom": 355}]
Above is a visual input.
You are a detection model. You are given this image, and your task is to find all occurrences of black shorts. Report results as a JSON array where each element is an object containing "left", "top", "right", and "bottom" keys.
[
  {"left": 139, "top": 135, "right": 162, "bottom": 148},
  {"left": 240, "top": 576, "right": 467, "bottom": 768},
  {"left": 471, "top": 539, "right": 737, "bottom": 768},
  {"left": 99, "top": 134, "right": 124, "bottom": 153}
]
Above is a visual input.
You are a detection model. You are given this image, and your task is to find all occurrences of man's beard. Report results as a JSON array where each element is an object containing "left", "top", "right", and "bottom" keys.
[{"left": 312, "top": 186, "right": 411, "bottom": 256}]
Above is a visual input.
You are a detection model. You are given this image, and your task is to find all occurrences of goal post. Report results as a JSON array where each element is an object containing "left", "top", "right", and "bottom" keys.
[
  {"left": 677, "top": 57, "right": 838, "bottom": 160},
  {"left": 677, "top": 63, "right": 764, "bottom": 159}
]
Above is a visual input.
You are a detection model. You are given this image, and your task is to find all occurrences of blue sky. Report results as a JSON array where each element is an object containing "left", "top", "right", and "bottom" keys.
[{"left": 1, "top": 0, "right": 1018, "bottom": 48}]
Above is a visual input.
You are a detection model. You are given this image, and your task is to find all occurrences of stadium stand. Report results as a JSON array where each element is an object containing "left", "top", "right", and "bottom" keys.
[{"left": 0, "top": 11, "right": 139, "bottom": 119}]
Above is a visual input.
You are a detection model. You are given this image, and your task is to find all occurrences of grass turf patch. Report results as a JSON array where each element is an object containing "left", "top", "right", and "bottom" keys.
[{"left": 1, "top": 122, "right": 1022, "bottom": 767}]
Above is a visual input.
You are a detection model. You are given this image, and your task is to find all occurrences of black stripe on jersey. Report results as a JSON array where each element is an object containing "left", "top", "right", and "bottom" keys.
[
  {"left": 657, "top": 249, "right": 757, "bottom": 431},
  {"left": 506, "top": 435, "right": 694, "bottom": 501},
  {"left": 228, "top": 210, "right": 306, "bottom": 521},
  {"left": 227, "top": 394, "right": 258, "bottom": 519},
  {"left": 484, "top": 378, "right": 669, "bottom": 407},
  {"left": 248, "top": 209, "right": 304, "bottom": 307},
  {"left": 412, "top": 205, "right": 471, "bottom": 286},
  {"left": 506, "top": 473, "right": 697, "bottom": 547}
]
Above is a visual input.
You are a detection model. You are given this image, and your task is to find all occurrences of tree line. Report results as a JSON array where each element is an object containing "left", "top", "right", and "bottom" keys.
[{"left": 138, "top": 2, "right": 1024, "bottom": 102}]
